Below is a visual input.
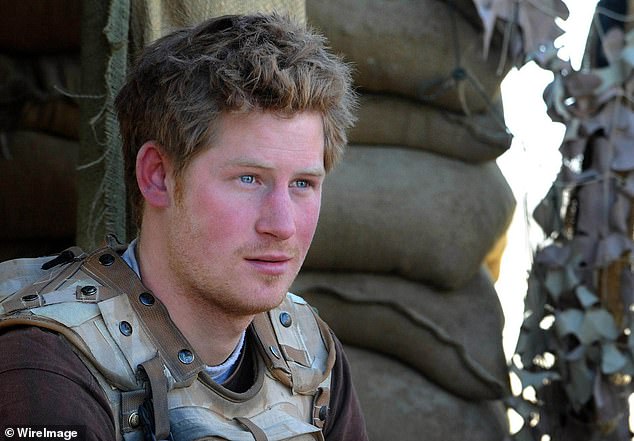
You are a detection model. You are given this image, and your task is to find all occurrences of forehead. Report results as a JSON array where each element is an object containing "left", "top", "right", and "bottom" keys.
[{"left": 202, "top": 110, "right": 326, "bottom": 167}]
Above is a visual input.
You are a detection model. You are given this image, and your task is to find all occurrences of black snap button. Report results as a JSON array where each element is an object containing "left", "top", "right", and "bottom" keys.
[
  {"left": 119, "top": 321, "right": 133, "bottom": 336},
  {"left": 81, "top": 285, "right": 97, "bottom": 296},
  {"left": 99, "top": 253, "right": 115, "bottom": 266},
  {"left": 319, "top": 405, "right": 329, "bottom": 421},
  {"left": 452, "top": 67, "right": 467, "bottom": 81},
  {"left": 139, "top": 292, "right": 155, "bottom": 306},
  {"left": 178, "top": 349, "right": 194, "bottom": 364},
  {"left": 128, "top": 411, "right": 140, "bottom": 428},
  {"left": 279, "top": 311, "right": 292, "bottom": 328},
  {"left": 21, "top": 294, "right": 38, "bottom": 302}
]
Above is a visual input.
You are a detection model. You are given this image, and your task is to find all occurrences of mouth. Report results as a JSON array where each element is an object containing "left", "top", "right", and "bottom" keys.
[{"left": 245, "top": 255, "right": 294, "bottom": 276}]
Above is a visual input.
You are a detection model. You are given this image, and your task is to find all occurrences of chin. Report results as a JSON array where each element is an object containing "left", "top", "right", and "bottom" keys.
[
  {"left": 233, "top": 298, "right": 285, "bottom": 316},
  {"left": 251, "top": 285, "right": 289, "bottom": 311}
]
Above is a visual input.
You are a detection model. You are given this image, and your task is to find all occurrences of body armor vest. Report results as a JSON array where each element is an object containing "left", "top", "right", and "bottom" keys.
[{"left": 0, "top": 247, "right": 335, "bottom": 441}]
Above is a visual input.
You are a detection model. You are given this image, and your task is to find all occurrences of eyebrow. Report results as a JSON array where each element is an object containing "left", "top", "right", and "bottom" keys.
[{"left": 224, "top": 158, "right": 326, "bottom": 177}]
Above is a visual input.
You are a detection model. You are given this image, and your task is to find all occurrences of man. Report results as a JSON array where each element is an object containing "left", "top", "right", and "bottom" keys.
[{"left": 0, "top": 13, "right": 367, "bottom": 441}]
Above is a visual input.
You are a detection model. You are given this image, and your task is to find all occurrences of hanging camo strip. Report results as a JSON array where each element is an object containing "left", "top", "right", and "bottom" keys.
[
  {"left": 78, "top": 0, "right": 129, "bottom": 248},
  {"left": 100, "top": 0, "right": 129, "bottom": 244},
  {"left": 472, "top": 0, "right": 569, "bottom": 67}
]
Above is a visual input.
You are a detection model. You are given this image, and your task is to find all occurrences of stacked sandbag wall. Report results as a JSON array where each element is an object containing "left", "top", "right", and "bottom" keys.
[
  {"left": 291, "top": 1, "right": 517, "bottom": 439},
  {"left": 0, "top": 0, "right": 82, "bottom": 261}
]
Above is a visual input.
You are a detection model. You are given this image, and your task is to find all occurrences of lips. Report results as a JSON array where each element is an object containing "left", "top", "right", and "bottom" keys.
[{"left": 245, "top": 254, "right": 294, "bottom": 276}]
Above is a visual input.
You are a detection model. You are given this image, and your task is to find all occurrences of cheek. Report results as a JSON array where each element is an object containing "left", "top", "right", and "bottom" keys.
[
  {"left": 197, "top": 192, "right": 268, "bottom": 245},
  {"left": 179, "top": 189, "right": 230, "bottom": 237},
  {"left": 297, "top": 200, "right": 322, "bottom": 245}
]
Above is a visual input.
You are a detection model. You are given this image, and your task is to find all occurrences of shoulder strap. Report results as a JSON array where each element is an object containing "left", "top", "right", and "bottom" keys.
[
  {"left": 0, "top": 246, "right": 205, "bottom": 386},
  {"left": 0, "top": 246, "right": 85, "bottom": 306},
  {"left": 0, "top": 246, "right": 181, "bottom": 441},
  {"left": 252, "top": 294, "right": 336, "bottom": 389},
  {"left": 81, "top": 247, "right": 205, "bottom": 386},
  {"left": 251, "top": 293, "right": 336, "bottom": 428}
]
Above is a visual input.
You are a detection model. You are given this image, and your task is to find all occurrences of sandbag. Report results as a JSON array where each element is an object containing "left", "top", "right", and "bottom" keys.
[
  {"left": 130, "top": 0, "right": 306, "bottom": 55},
  {"left": 1, "top": 54, "right": 81, "bottom": 139},
  {"left": 344, "top": 345, "right": 509, "bottom": 441},
  {"left": 305, "top": 146, "right": 516, "bottom": 289},
  {"left": 306, "top": 0, "right": 510, "bottom": 113},
  {"left": 349, "top": 94, "right": 511, "bottom": 162},
  {"left": 292, "top": 269, "right": 510, "bottom": 400},
  {"left": 0, "top": 131, "right": 78, "bottom": 241}
]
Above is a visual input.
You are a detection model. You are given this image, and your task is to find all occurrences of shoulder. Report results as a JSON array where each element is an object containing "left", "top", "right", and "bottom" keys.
[
  {"left": 0, "top": 325, "right": 77, "bottom": 372},
  {"left": 323, "top": 333, "right": 369, "bottom": 441},
  {"left": 0, "top": 326, "right": 115, "bottom": 438}
]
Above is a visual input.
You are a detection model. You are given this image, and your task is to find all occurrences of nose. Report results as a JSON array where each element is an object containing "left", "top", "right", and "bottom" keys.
[{"left": 255, "top": 187, "right": 296, "bottom": 240}]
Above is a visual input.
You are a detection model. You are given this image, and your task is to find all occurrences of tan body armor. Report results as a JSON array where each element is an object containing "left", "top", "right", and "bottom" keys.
[{"left": 0, "top": 247, "right": 335, "bottom": 441}]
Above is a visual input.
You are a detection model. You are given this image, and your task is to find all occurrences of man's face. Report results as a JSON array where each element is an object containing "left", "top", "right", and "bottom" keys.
[{"left": 165, "top": 111, "right": 325, "bottom": 316}]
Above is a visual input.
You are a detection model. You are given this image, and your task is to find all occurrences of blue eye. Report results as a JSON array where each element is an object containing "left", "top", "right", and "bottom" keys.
[
  {"left": 295, "top": 180, "right": 309, "bottom": 188},
  {"left": 240, "top": 175, "right": 255, "bottom": 184}
]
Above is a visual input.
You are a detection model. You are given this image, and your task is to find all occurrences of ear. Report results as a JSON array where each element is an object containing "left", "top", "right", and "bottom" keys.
[{"left": 136, "top": 141, "right": 173, "bottom": 208}]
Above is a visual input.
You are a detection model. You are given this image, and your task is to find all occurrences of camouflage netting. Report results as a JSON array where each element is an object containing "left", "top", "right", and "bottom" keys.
[{"left": 508, "top": 1, "right": 634, "bottom": 439}]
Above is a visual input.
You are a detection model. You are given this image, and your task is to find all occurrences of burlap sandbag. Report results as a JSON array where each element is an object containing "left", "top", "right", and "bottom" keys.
[
  {"left": 304, "top": 146, "right": 516, "bottom": 290},
  {"left": 291, "top": 269, "right": 510, "bottom": 400},
  {"left": 1, "top": 55, "right": 81, "bottom": 139},
  {"left": 344, "top": 345, "right": 509, "bottom": 441},
  {"left": 306, "top": 0, "right": 510, "bottom": 113},
  {"left": 349, "top": 94, "right": 511, "bottom": 163},
  {"left": 130, "top": 0, "right": 306, "bottom": 54},
  {"left": 0, "top": 131, "right": 78, "bottom": 240}
]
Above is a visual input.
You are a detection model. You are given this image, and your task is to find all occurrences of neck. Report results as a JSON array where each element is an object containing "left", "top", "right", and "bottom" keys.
[{"left": 135, "top": 229, "right": 251, "bottom": 366}]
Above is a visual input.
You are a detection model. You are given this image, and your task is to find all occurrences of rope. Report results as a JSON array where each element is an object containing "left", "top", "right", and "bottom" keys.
[{"left": 417, "top": 0, "right": 509, "bottom": 132}]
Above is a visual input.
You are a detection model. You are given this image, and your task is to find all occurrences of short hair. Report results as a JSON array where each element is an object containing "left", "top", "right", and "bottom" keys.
[{"left": 115, "top": 13, "right": 357, "bottom": 227}]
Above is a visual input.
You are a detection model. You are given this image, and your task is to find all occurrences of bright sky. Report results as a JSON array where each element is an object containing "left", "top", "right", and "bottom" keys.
[{"left": 496, "top": 0, "right": 599, "bottom": 359}]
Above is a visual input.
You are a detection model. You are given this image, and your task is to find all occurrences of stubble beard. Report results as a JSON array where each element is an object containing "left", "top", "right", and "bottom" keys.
[{"left": 165, "top": 217, "right": 303, "bottom": 318}]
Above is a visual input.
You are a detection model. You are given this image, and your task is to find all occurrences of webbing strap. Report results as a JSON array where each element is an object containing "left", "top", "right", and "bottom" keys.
[
  {"left": 120, "top": 389, "right": 146, "bottom": 432},
  {"left": 138, "top": 356, "right": 170, "bottom": 440},
  {"left": 312, "top": 387, "right": 330, "bottom": 430},
  {"left": 234, "top": 417, "right": 269, "bottom": 441},
  {"left": 280, "top": 344, "right": 311, "bottom": 367},
  {"left": 82, "top": 248, "right": 204, "bottom": 385},
  {"left": 250, "top": 312, "right": 292, "bottom": 387}
]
